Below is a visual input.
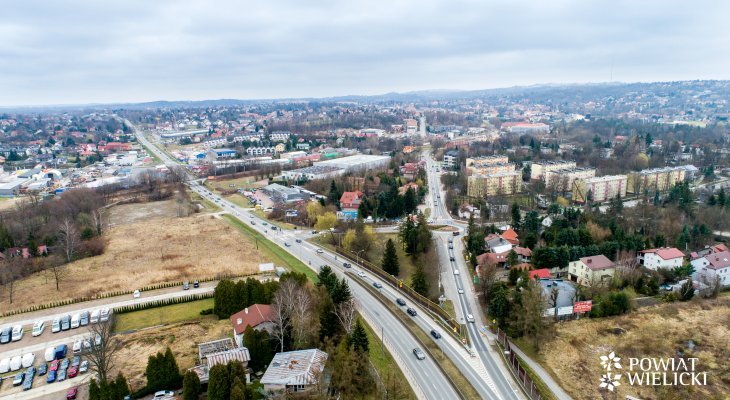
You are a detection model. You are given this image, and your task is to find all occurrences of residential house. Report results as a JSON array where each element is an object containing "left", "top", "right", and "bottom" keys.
[
  {"left": 692, "top": 251, "right": 730, "bottom": 288},
  {"left": 340, "top": 191, "right": 364, "bottom": 216},
  {"left": 485, "top": 234, "right": 513, "bottom": 254},
  {"left": 529, "top": 269, "right": 551, "bottom": 280},
  {"left": 638, "top": 247, "right": 684, "bottom": 270},
  {"left": 230, "top": 304, "right": 275, "bottom": 348},
  {"left": 189, "top": 338, "right": 251, "bottom": 383},
  {"left": 568, "top": 255, "right": 616, "bottom": 286},
  {"left": 261, "top": 349, "right": 329, "bottom": 394},
  {"left": 500, "top": 228, "right": 519, "bottom": 246}
]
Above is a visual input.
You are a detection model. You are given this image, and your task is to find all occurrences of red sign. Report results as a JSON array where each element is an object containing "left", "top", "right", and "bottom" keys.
[{"left": 573, "top": 301, "right": 593, "bottom": 313}]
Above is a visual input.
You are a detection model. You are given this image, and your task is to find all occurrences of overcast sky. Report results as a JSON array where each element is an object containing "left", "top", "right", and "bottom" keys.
[{"left": 1, "top": 0, "right": 728, "bottom": 106}]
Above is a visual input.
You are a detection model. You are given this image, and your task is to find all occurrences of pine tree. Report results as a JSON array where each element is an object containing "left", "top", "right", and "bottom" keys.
[
  {"left": 89, "top": 379, "right": 100, "bottom": 400},
  {"left": 348, "top": 319, "right": 369, "bottom": 353},
  {"left": 506, "top": 249, "right": 518, "bottom": 267},
  {"left": 411, "top": 263, "right": 429, "bottom": 296},
  {"left": 679, "top": 278, "right": 695, "bottom": 301},
  {"left": 381, "top": 238, "right": 400, "bottom": 275},
  {"left": 403, "top": 187, "right": 417, "bottom": 214},
  {"left": 317, "top": 265, "right": 338, "bottom": 293},
  {"left": 113, "top": 374, "right": 130, "bottom": 399},
  {"left": 331, "top": 278, "right": 352, "bottom": 305},
  {"left": 511, "top": 203, "right": 521, "bottom": 230},
  {"left": 164, "top": 347, "right": 183, "bottom": 388},
  {"left": 718, "top": 188, "right": 727, "bottom": 208},
  {"left": 230, "top": 377, "right": 248, "bottom": 400},
  {"left": 183, "top": 371, "right": 201, "bottom": 400},
  {"left": 319, "top": 296, "right": 341, "bottom": 341},
  {"left": 208, "top": 364, "right": 231, "bottom": 400}
]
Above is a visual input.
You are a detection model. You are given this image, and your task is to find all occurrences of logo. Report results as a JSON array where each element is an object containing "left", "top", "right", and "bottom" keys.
[{"left": 599, "top": 352, "right": 622, "bottom": 391}]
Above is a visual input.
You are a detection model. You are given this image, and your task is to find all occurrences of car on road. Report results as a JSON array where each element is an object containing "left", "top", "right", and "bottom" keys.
[
  {"left": 430, "top": 329, "right": 442, "bottom": 339},
  {"left": 38, "top": 362, "right": 47, "bottom": 376},
  {"left": 316, "top": 248, "right": 324, "bottom": 254},
  {"left": 193, "top": 280, "right": 200, "bottom": 288},
  {"left": 46, "top": 369, "right": 56, "bottom": 383},
  {"left": 406, "top": 308, "right": 417, "bottom": 317},
  {"left": 466, "top": 314, "right": 475, "bottom": 323},
  {"left": 412, "top": 348, "right": 426, "bottom": 360},
  {"left": 448, "top": 244, "right": 453, "bottom": 249},
  {"left": 183, "top": 281, "right": 190, "bottom": 290},
  {"left": 458, "top": 288, "right": 465, "bottom": 294},
  {"left": 52, "top": 318, "right": 61, "bottom": 333},
  {"left": 449, "top": 256, "right": 455, "bottom": 262},
  {"left": 284, "top": 242, "right": 291, "bottom": 247},
  {"left": 32, "top": 320, "right": 45, "bottom": 337},
  {"left": 80, "top": 311, "right": 90, "bottom": 326},
  {"left": 133, "top": 289, "right": 141, "bottom": 298},
  {"left": 250, "top": 221, "right": 256, "bottom": 225},
  {"left": 373, "top": 282, "right": 383, "bottom": 289},
  {"left": 295, "top": 239, "right": 302, "bottom": 243},
  {"left": 356, "top": 271, "right": 366, "bottom": 277},
  {"left": 152, "top": 390, "right": 176, "bottom": 399},
  {"left": 342, "top": 262, "right": 351, "bottom": 268},
  {"left": 262, "top": 222, "right": 268, "bottom": 226},
  {"left": 79, "top": 360, "right": 89, "bottom": 374},
  {"left": 396, "top": 298, "right": 406, "bottom": 306},
  {"left": 311, "top": 230, "right": 318, "bottom": 234},
  {"left": 11, "top": 325, "right": 23, "bottom": 341},
  {"left": 68, "top": 366, "right": 78, "bottom": 378},
  {"left": 61, "top": 315, "right": 71, "bottom": 331},
  {"left": 0, "top": 327, "right": 11, "bottom": 343},
  {"left": 270, "top": 226, "right": 278, "bottom": 230},
  {"left": 452, "top": 231, "right": 459, "bottom": 236},
  {"left": 13, "top": 372, "right": 24, "bottom": 386},
  {"left": 453, "top": 269, "right": 460, "bottom": 275},
  {"left": 67, "top": 387, "right": 78, "bottom": 400}
]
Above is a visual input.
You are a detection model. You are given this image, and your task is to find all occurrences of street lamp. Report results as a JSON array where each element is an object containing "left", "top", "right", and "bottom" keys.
[{"left": 354, "top": 249, "right": 365, "bottom": 266}]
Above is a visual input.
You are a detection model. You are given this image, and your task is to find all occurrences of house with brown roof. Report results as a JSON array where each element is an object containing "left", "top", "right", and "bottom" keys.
[
  {"left": 568, "top": 255, "right": 615, "bottom": 287},
  {"left": 230, "top": 304, "right": 275, "bottom": 347},
  {"left": 638, "top": 247, "right": 684, "bottom": 270}
]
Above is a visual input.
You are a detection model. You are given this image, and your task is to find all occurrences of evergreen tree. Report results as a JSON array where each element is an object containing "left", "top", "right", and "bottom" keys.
[
  {"left": 244, "top": 325, "right": 275, "bottom": 373},
  {"left": 411, "top": 263, "right": 429, "bottom": 296},
  {"left": 319, "top": 296, "right": 341, "bottom": 341},
  {"left": 357, "top": 200, "right": 368, "bottom": 219},
  {"left": 112, "top": 374, "right": 130, "bottom": 399},
  {"left": 213, "top": 279, "right": 236, "bottom": 319},
  {"left": 348, "top": 319, "right": 369, "bottom": 353},
  {"left": 679, "top": 278, "right": 695, "bottom": 301},
  {"left": 328, "top": 180, "right": 341, "bottom": 208},
  {"left": 207, "top": 364, "right": 230, "bottom": 400},
  {"left": 230, "top": 377, "right": 251, "bottom": 400},
  {"left": 164, "top": 347, "right": 183, "bottom": 388},
  {"left": 381, "top": 238, "right": 400, "bottom": 275},
  {"left": 506, "top": 249, "right": 518, "bottom": 267},
  {"left": 511, "top": 203, "right": 521, "bottom": 230},
  {"left": 89, "top": 379, "right": 100, "bottom": 400},
  {"left": 317, "top": 265, "right": 338, "bottom": 293},
  {"left": 415, "top": 212, "right": 432, "bottom": 254},
  {"left": 183, "top": 371, "right": 201, "bottom": 400},
  {"left": 488, "top": 282, "right": 510, "bottom": 328},
  {"left": 403, "top": 187, "right": 418, "bottom": 214},
  {"left": 718, "top": 188, "right": 727, "bottom": 208},
  {"left": 331, "top": 278, "right": 352, "bottom": 305}
]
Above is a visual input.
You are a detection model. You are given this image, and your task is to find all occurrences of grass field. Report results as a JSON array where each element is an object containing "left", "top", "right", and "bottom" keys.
[
  {"left": 222, "top": 214, "right": 318, "bottom": 282},
  {"left": 205, "top": 176, "right": 263, "bottom": 192},
  {"left": 190, "top": 191, "right": 222, "bottom": 212},
  {"left": 538, "top": 296, "right": 730, "bottom": 400},
  {"left": 252, "top": 209, "right": 296, "bottom": 230},
  {"left": 114, "top": 298, "right": 215, "bottom": 332},
  {"left": 0, "top": 203, "right": 263, "bottom": 313}
]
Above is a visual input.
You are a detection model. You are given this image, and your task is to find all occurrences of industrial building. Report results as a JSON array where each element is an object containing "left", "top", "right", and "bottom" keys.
[
  {"left": 572, "top": 175, "right": 628, "bottom": 203},
  {"left": 313, "top": 154, "right": 390, "bottom": 172},
  {"left": 467, "top": 171, "right": 522, "bottom": 197},
  {"left": 261, "top": 183, "right": 309, "bottom": 203},
  {"left": 281, "top": 165, "right": 345, "bottom": 181}
]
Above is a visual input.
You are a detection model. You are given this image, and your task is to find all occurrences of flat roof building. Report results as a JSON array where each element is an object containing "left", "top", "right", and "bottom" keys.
[
  {"left": 314, "top": 154, "right": 390, "bottom": 172},
  {"left": 573, "top": 175, "right": 627, "bottom": 203},
  {"left": 530, "top": 160, "right": 577, "bottom": 181},
  {"left": 467, "top": 171, "right": 522, "bottom": 197},
  {"left": 262, "top": 183, "right": 309, "bottom": 203}
]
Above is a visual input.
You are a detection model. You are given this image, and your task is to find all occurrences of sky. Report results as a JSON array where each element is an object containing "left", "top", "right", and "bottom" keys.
[{"left": 1, "top": 0, "right": 729, "bottom": 106}]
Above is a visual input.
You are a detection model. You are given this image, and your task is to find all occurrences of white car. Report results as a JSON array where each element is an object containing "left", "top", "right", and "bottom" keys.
[
  {"left": 466, "top": 314, "right": 475, "bottom": 323},
  {"left": 9, "top": 356, "right": 22, "bottom": 371},
  {"left": 316, "top": 248, "right": 324, "bottom": 254},
  {"left": 453, "top": 269, "right": 460, "bottom": 275},
  {"left": 73, "top": 339, "right": 83, "bottom": 354},
  {"left": 11, "top": 325, "right": 23, "bottom": 341},
  {"left": 90, "top": 309, "right": 100, "bottom": 324},
  {"left": 21, "top": 353, "right": 35, "bottom": 368},
  {"left": 100, "top": 308, "right": 110, "bottom": 322},
  {"left": 133, "top": 289, "right": 141, "bottom": 298},
  {"left": 71, "top": 313, "right": 81, "bottom": 329},
  {"left": 357, "top": 271, "right": 366, "bottom": 278},
  {"left": 32, "top": 320, "right": 45, "bottom": 337},
  {"left": 0, "top": 358, "right": 10, "bottom": 374},
  {"left": 152, "top": 390, "right": 175, "bottom": 399},
  {"left": 51, "top": 318, "right": 61, "bottom": 333},
  {"left": 44, "top": 346, "right": 56, "bottom": 362},
  {"left": 458, "top": 288, "right": 465, "bottom": 294}
]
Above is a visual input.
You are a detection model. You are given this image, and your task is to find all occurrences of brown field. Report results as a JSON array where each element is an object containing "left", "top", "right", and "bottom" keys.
[
  {"left": 540, "top": 297, "right": 730, "bottom": 400},
  {"left": 0, "top": 202, "right": 264, "bottom": 313},
  {"left": 113, "top": 319, "right": 231, "bottom": 390}
]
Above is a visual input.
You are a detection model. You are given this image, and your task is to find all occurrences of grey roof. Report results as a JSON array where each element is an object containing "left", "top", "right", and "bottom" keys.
[{"left": 261, "top": 349, "right": 328, "bottom": 387}]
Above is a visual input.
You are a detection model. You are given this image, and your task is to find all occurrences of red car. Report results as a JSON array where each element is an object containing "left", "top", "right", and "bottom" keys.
[
  {"left": 68, "top": 366, "right": 78, "bottom": 378},
  {"left": 49, "top": 359, "right": 60, "bottom": 372},
  {"left": 66, "top": 387, "right": 78, "bottom": 400}
]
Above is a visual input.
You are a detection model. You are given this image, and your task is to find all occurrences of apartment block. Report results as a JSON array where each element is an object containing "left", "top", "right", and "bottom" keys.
[
  {"left": 469, "top": 163, "right": 516, "bottom": 176},
  {"left": 627, "top": 166, "right": 686, "bottom": 194},
  {"left": 467, "top": 171, "right": 522, "bottom": 197},
  {"left": 443, "top": 150, "right": 459, "bottom": 169},
  {"left": 530, "top": 160, "right": 576, "bottom": 180},
  {"left": 544, "top": 167, "right": 596, "bottom": 189},
  {"left": 572, "top": 175, "right": 627, "bottom": 203},
  {"left": 465, "top": 155, "right": 509, "bottom": 169}
]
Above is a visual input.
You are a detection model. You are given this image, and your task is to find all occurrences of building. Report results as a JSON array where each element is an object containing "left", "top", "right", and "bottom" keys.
[
  {"left": 206, "top": 148, "right": 238, "bottom": 161},
  {"left": 339, "top": 191, "right": 364, "bottom": 220},
  {"left": 261, "top": 349, "right": 329, "bottom": 394},
  {"left": 544, "top": 167, "right": 596, "bottom": 189},
  {"left": 262, "top": 183, "right": 308, "bottom": 203},
  {"left": 404, "top": 118, "right": 418, "bottom": 134},
  {"left": 230, "top": 305, "right": 275, "bottom": 348},
  {"left": 465, "top": 155, "right": 509, "bottom": 169},
  {"left": 246, "top": 147, "right": 276, "bottom": 156},
  {"left": 530, "top": 160, "right": 576, "bottom": 181},
  {"left": 468, "top": 163, "right": 516, "bottom": 176},
  {"left": 189, "top": 338, "right": 251, "bottom": 384},
  {"left": 467, "top": 171, "right": 522, "bottom": 197},
  {"left": 691, "top": 251, "right": 730, "bottom": 288},
  {"left": 568, "top": 255, "right": 616, "bottom": 286},
  {"left": 627, "top": 166, "right": 686, "bottom": 194},
  {"left": 281, "top": 166, "right": 345, "bottom": 182},
  {"left": 443, "top": 150, "right": 459, "bottom": 169},
  {"left": 638, "top": 247, "right": 685, "bottom": 270},
  {"left": 313, "top": 154, "right": 390, "bottom": 172},
  {"left": 572, "top": 175, "right": 628, "bottom": 203},
  {"left": 502, "top": 122, "right": 550, "bottom": 134}
]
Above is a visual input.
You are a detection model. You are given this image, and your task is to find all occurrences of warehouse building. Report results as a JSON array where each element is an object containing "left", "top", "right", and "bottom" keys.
[{"left": 313, "top": 154, "right": 390, "bottom": 172}]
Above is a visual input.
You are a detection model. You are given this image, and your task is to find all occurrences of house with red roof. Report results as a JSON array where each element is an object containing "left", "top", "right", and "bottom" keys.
[
  {"left": 529, "top": 268, "right": 551, "bottom": 280},
  {"left": 568, "top": 255, "right": 615, "bottom": 287},
  {"left": 230, "top": 304, "right": 275, "bottom": 347},
  {"left": 638, "top": 247, "right": 684, "bottom": 270},
  {"left": 691, "top": 250, "right": 730, "bottom": 288},
  {"left": 339, "top": 191, "right": 364, "bottom": 213},
  {"left": 500, "top": 228, "right": 519, "bottom": 245}
]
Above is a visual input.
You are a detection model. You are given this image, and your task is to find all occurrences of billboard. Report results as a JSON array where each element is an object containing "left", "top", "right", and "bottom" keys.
[{"left": 573, "top": 300, "right": 593, "bottom": 313}]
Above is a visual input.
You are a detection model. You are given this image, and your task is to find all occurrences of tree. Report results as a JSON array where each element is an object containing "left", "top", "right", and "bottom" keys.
[
  {"left": 335, "top": 297, "right": 357, "bottom": 334},
  {"left": 183, "top": 371, "right": 201, "bottom": 400},
  {"left": 679, "top": 278, "right": 695, "bottom": 301},
  {"left": 514, "top": 279, "right": 548, "bottom": 351},
  {"left": 506, "top": 249, "right": 518, "bottom": 268},
  {"left": 306, "top": 201, "right": 325, "bottom": 226},
  {"left": 403, "top": 187, "right": 418, "bottom": 214},
  {"left": 86, "top": 316, "right": 122, "bottom": 384},
  {"left": 511, "top": 203, "right": 521, "bottom": 230},
  {"left": 145, "top": 347, "right": 182, "bottom": 392},
  {"left": 488, "top": 283, "right": 510, "bottom": 328},
  {"left": 348, "top": 319, "right": 369, "bottom": 353},
  {"left": 381, "top": 238, "right": 400, "bottom": 275},
  {"left": 411, "top": 262, "right": 429, "bottom": 296},
  {"left": 272, "top": 281, "right": 295, "bottom": 352},
  {"left": 207, "top": 364, "right": 231, "bottom": 400},
  {"left": 244, "top": 325, "right": 274, "bottom": 373},
  {"left": 314, "top": 212, "right": 337, "bottom": 231},
  {"left": 57, "top": 217, "right": 80, "bottom": 263},
  {"left": 328, "top": 180, "right": 342, "bottom": 208}
]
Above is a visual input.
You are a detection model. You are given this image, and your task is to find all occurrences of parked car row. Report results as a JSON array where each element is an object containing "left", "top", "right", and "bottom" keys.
[
  {"left": 51, "top": 308, "right": 110, "bottom": 334},
  {"left": 1, "top": 343, "right": 88, "bottom": 393}
]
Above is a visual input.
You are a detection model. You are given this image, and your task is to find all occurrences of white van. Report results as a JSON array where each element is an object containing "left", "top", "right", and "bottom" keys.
[
  {"left": 32, "top": 320, "right": 45, "bottom": 337},
  {"left": 453, "top": 269, "right": 460, "bottom": 275},
  {"left": 21, "top": 353, "right": 35, "bottom": 368},
  {"left": 52, "top": 318, "right": 61, "bottom": 333},
  {"left": 0, "top": 358, "right": 10, "bottom": 374},
  {"left": 90, "top": 310, "right": 100, "bottom": 324},
  {"left": 11, "top": 325, "right": 23, "bottom": 342},
  {"left": 466, "top": 314, "right": 475, "bottom": 323},
  {"left": 44, "top": 346, "right": 56, "bottom": 362},
  {"left": 9, "top": 355, "right": 22, "bottom": 371},
  {"left": 71, "top": 313, "right": 81, "bottom": 329},
  {"left": 73, "top": 339, "right": 82, "bottom": 354},
  {"left": 100, "top": 308, "right": 110, "bottom": 322}
]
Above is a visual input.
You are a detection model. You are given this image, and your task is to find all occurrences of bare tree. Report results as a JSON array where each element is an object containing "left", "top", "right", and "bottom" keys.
[
  {"left": 86, "top": 315, "right": 121, "bottom": 383},
  {"left": 0, "top": 258, "right": 22, "bottom": 304},
  {"left": 515, "top": 279, "right": 549, "bottom": 351},
  {"left": 47, "top": 255, "right": 69, "bottom": 291},
  {"left": 271, "top": 280, "right": 297, "bottom": 352},
  {"left": 550, "top": 285, "right": 560, "bottom": 321},
  {"left": 479, "top": 262, "right": 498, "bottom": 303},
  {"left": 290, "top": 285, "right": 315, "bottom": 349},
  {"left": 57, "top": 217, "right": 80, "bottom": 263},
  {"left": 335, "top": 298, "right": 357, "bottom": 334},
  {"left": 91, "top": 208, "right": 106, "bottom": 236}
]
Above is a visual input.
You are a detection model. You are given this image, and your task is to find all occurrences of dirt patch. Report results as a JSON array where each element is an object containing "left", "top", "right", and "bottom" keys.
[
  {"left": 539, "top": 297, "right": 730, "bottom": 400},
  {"left": 0, "top": 208, "right": 266, "bottom": 313},
  {"left": 107, "top": 200, "right": 179, "bottom": 225},
  {"left": 113, "top": 318, "right": 231, "bottom": 390}
]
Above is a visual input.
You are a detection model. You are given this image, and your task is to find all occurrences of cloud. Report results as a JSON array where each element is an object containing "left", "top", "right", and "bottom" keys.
[{"left": 0, "top": 0, "right": 728, "bottom": 105}]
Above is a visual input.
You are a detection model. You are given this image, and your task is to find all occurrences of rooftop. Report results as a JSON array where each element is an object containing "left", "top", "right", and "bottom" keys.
[
  {"left": 579, "top": 255, "right": 615, "bottom": 270},
  {"left": 230, "top": 304, "right": 275, "bottom": 335},
  {"left": 261, "top": 349, "right": 328, "bottom": 387},
  {"left": 641, "top": 247, "right": 685, "bottom": 260}
]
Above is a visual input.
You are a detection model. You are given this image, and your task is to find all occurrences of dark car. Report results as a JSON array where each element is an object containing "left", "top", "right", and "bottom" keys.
[
  {"left": 373, "top": 282, "right": 383, "bottom": 289},
  {"left": 449, "top": 257, "right": 455, "bottom": 262},
  {"left": 270, "top": 226, "right": 278, "bottom": 231},
  {"left": 38, "top": 362, "right": 47, "bottom": 376},
  {"left": 57, "top": 368, "right": 67, "bottom": 382},
  {"left": 71, "top": 356, "right": 80, "bottom": 367},
  {"left": 22, "top": 369, "right": 34, "bottom": 391},
  {"left": 295, "top": 239, "right": 302, "bottom": 243},
  {"left": 60, "top": 315, "right": 71, "bottom": 331},
  {"left": 193, "top": 280, "right": 200, "bottom": 288},
  {"left": 183, "top": 281, "right": 190, "bottom": 290},
  {"left": 396, "top": 298, "right": 406, "bottom": 306},
  {"left": 406, "top": 308, "right": 417, "bottom": 317},
  {"left": 430, "top": 330, "right": 442, "bottom": 339},
  {"left": 0, "top": 327, "right": 11, "bottom": 344},
  {"left": 46, "top": 369, "right": 56, "bottom": 383},
  {"left": 448, "top": 244, "right": 453, "bottom": 249},
  {"left": 452, "top": 231, "right": 459, "bottom": 236},
  {"left": 284, "top": 242, "right": 291, "bottom": 247},
  {"left": 61, "top": 358, "right": 70, "bottom": 370},
  {"left": 343, "top": 262, "right": 351, "bottom": 268}
]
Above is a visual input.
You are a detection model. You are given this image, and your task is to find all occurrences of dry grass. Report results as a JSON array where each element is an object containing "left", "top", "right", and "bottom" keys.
[
  {"left": 0, "top": 203, "right": 264, "bottom": 313},
  {"left": 539, "top": 297, "right": 730, "bottom": 400},
  {"left": 113, "top": 318, "right": 231, "bottom": 390}
]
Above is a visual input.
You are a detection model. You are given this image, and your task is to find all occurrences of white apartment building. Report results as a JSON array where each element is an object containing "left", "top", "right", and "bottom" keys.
[
  {"left": 573, "top": 175, "right": 628, "bottom": 203},
  {"left": 544, "top": 167, "right": 596, "bottom": 189},
  {"left": 530, "top": 160, "right": 577, "bottom": 180}
]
